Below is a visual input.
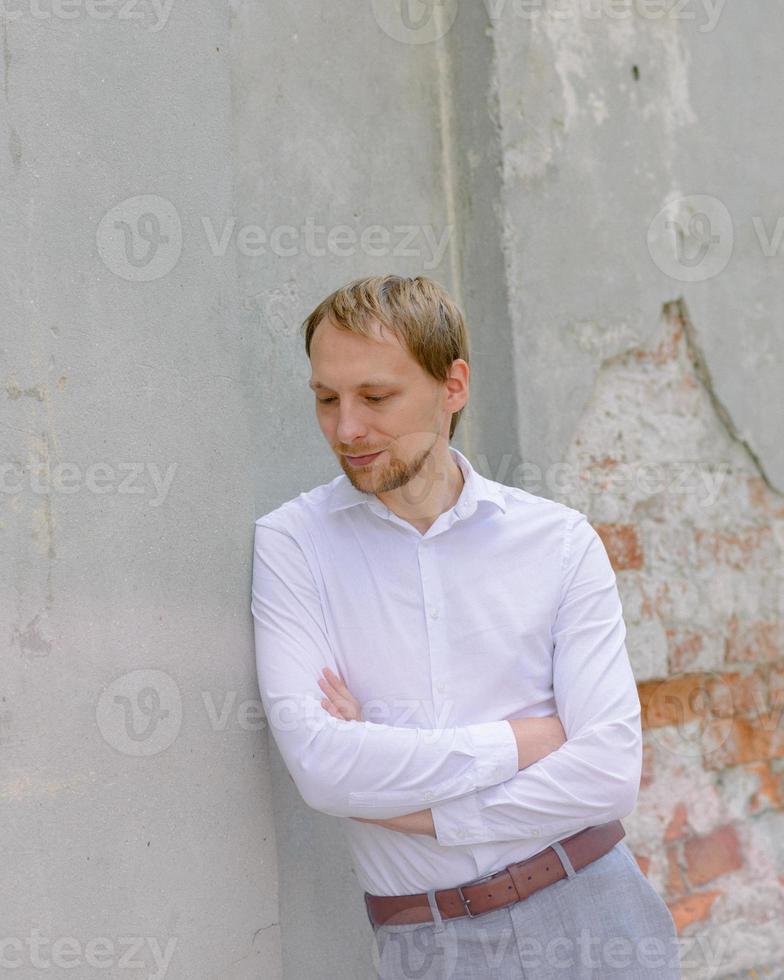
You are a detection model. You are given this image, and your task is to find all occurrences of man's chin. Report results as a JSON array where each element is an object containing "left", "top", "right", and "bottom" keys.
[{"left": 342, "top": 464, "right": 381, "bottom": 491}]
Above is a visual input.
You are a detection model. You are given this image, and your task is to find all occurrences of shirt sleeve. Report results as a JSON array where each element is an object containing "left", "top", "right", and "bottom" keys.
[
  {"left": 429, "top": 511, "right": 642, "bottom": 846},
  {"left": 251, "top": 520, "right": 520, "bottom": 820}
]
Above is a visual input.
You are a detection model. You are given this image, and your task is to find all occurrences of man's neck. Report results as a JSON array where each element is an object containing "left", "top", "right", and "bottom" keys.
[{"left": 378, "top": 453, "right": 465, "bottom": 533}]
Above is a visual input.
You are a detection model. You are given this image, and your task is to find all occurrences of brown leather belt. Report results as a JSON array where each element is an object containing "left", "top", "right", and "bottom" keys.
[{"left": 364, "top": 820, "right": 625, "bottom": 927}]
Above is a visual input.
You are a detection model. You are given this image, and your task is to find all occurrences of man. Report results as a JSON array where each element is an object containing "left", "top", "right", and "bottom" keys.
[{"left": 251, "top": 274, "right": 681, "bottom": 978}]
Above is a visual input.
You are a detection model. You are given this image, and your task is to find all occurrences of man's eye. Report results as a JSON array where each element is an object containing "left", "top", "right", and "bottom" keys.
[{"left": 317, "top": 395, "right": 389, "bottom": 404}]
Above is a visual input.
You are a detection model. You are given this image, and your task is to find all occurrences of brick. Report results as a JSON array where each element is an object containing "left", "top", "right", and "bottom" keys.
[
  {"left": 725, "top": 618, "right": 783, "bottom": 664},
  {"left": 639, "top": 581, "right": 670, "bottom": 620},
  {"left": 767, "top": 662, "right": 784, "bottom": 706},
  {"left": 703, "top": 714, "right": 784, "bottom": 770},
  {"left": 638, "top": 673, "right": 712, "bottom": 729},
  {"left": 666, "top": 629, "right": 704, "bottom": 674},
  {"left": 633, "top": 852, "right": 651, "bottom": 877},
  {"left": 640, "top": 742, "right": 655, "bottom": 788},
  {"left": 705, "top": 669, "right": 768, "bottom": 718},
  {"left": 664, "top": 802, "right": 690, "bottom": 842},
  {"left": 684, "top": 825, "right": 743, "bottom": 886},
  {"left": 746, "top": 761, "right": 784, "bottom": 813},
  {"left": 695, "top": 526, "right": 773, "bottom": 571},
  {"left": 667, "top": 890, "right": 723, "bottom": 933},
  {"left": 666, "top": 845, "right": 688, "bottom": 898},
  {"left": 594, "top": 523, "right": 644, "bottom": 571}
]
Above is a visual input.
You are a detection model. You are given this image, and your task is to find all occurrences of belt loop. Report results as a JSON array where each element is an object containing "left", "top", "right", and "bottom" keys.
[
  {"left": 550, "top": 840, "right": 577, "bottom": 879},
  {"left": 426, "top": 888, "right": 446, "bottom": 933}
]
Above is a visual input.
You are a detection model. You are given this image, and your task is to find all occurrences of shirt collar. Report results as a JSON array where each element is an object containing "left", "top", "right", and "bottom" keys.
[{"left": 326, "top": 445, "right": 506, "bottom": 519}]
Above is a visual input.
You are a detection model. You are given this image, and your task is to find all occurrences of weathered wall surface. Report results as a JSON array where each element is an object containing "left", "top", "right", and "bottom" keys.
[
  {"left": 559, "top": 300, "right": 784, "bottom": 976},
  {"left": 487, "top": 3, "right": 784, "bottom": 975},
  {"left": 3, "top": 2, "right": 782, "bottom": 979},
  {"left": 1, "top": 5, "right": 276, "bottom": 979}
]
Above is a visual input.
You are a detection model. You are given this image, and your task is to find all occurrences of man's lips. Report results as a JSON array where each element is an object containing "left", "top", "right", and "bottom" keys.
[{"left": 344, "top": 450, "right": 385, "bottom": 467}]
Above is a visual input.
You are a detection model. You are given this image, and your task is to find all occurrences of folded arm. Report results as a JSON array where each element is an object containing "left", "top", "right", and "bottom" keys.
[
  {"left": 251, "top": 520, "right": 521, "bottom": 820},
  {"left": 429, "top": 512, "right": 643, "bottom": 846}
]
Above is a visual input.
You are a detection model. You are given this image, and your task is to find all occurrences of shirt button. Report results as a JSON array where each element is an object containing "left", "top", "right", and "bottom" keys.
[
  {"left": 423, "top": 790, "right": 434, "bottom": 801},
  {"left": 429, "top": 606, "right": 439, "bottom": 619},
  {"left": 457, "top": 829, "right": 468, "bottom": 839},
  {"left": 493, "top": 765, "right": 504, "bottom": 777},
  {"left": 435, "top": 682, "right": 447, "bottom": 695}
]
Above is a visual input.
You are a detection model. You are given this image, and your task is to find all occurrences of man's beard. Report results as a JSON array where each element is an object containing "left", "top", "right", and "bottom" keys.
[{"left": 340, "top": 439, "right": 437, "bottom": 498}]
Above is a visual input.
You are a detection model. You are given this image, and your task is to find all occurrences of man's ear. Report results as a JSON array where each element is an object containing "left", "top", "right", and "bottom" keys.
[{"left": 445, "top": 358, "right": 469, "bottom": 411}]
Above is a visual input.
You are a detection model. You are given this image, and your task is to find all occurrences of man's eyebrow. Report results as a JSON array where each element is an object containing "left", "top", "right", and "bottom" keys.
[{"left": 307, "top": 378, "right": 396, "bottom": 390}]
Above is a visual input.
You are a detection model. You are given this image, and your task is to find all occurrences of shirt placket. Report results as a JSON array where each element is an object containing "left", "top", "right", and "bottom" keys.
[{"left": 417, "top": 534, "right": 451, "bottom": 776}]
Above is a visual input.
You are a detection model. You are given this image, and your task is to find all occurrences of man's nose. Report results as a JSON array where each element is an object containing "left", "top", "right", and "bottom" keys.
[{"left": 336, "top": 405, "right": 369, "bottom": 444}]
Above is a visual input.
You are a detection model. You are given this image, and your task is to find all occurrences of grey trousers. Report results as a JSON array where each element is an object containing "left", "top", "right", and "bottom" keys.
[{"left": 370, "top": 841, "right": 682, "bottom": 979}]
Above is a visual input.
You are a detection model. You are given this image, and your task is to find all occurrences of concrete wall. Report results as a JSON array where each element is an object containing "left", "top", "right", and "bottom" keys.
[
  {"left": 1, "top": 4, "right": 275, "bottom": 978},
  {"left": 3, "top": 2, "right": 782, "bottom": 979}
]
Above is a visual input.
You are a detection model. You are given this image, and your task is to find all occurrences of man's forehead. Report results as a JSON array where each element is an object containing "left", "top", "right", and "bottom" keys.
[
  {"left": 309, "top": 318, "right": 419, "bottom": 389},
  {"left": 308, "top": 376, "right": 400, "bottom": 390}
]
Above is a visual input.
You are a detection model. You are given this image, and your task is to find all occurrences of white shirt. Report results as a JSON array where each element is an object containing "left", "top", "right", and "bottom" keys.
[{"left": 251, "top": 446, "right": 642, "bottom": 896}]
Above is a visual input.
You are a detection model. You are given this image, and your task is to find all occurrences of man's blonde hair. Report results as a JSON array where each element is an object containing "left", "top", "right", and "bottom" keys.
[{"left": 301, "top": 274, "right": 469, "bottom": 440}]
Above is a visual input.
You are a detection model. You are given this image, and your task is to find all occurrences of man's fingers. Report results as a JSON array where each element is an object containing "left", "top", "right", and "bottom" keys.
[
  {"left": 323, "top": 667, "right": 348, "bottom": 691},
  {"left": 317, "top": 674, "right": 342, "bottom": 702}
]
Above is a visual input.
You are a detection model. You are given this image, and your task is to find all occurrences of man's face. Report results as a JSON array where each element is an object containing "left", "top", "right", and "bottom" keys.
[{"left": 308, "top": 315, "right": 461, "bottom": 495}]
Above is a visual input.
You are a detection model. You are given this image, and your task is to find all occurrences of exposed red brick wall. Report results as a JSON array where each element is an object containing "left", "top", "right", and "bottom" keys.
[{"left": 559, "top": 301, "right": 784, "bottom": 974}]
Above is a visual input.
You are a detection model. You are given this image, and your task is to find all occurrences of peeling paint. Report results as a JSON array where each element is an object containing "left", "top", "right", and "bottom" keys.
[
  {"left": 6, "top": 380, "right": 46, "bottom": 401},
  {"left": 10, "top": 612, "right": 52, "bottom": 659}
]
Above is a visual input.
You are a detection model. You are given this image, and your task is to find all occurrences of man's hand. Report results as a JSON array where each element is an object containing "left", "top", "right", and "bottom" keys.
[
  {"left": 509, "top": 715, "right": 567, "bottom": 769},
  {"left": 317, "top": 666, "right": 363, "bottom": 721},
  {"left": 351, "top": 809, "right": 436, "bottom": 837}
]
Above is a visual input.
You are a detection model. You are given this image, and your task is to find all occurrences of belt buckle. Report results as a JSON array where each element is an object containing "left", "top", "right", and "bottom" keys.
[
  {"left": 455, "top": 866, "right": 505, "bottom": 919},
  {"left": 456, "top": 884, "right": 479, "bottom": 918}
]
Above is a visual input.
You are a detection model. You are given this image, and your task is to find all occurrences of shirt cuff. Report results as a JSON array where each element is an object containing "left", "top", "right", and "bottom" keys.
[
  {"left": 466, "top": 719, "right": 520, "bottom": 788},
  {"left": 429, "top": 721, "right": 519, "bottom": 847},
  {"left": 430, "top": 788, "right": 487, "bottom": 845}
]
